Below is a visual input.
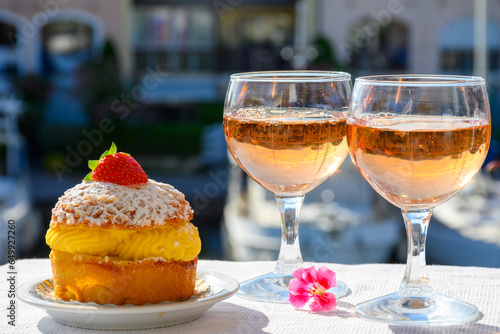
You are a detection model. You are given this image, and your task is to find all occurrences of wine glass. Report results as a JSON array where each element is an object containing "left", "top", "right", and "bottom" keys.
[
  {"left": 223, "top": 71, "right": 352, "bottom": 303},
  {"left": 347, "top": 75, "right": 491, "bottom": 325}
]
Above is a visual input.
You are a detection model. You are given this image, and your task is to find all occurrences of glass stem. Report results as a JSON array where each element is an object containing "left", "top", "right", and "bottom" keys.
[
  {"left": 273, "top": 195, "right": 305, "bottom": 276},
  {"left": 399, "top": 209, "right": 434, "bottom": 297}
]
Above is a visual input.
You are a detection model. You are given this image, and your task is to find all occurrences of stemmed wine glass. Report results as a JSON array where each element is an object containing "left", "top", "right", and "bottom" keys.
[
  {"left": 223, "top": 71, "right": 352, "bottom": 302},
  {"left": 347, "top": 75, "right": 491, "bottom": 325}
]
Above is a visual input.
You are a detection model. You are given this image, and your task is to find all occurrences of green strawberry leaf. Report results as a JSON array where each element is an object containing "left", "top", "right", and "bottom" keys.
[
  {"left": 88, "top": 160, "right": 99, "bottom": 170},
  {"left": 99, "top": 142, "right": 117, "bottom": 160},
  {"left": 108, "top": 142, "right": 117, "bottom": 154},
  {"left": 83, "top": 171, "right": 93, "bottom": 181}
]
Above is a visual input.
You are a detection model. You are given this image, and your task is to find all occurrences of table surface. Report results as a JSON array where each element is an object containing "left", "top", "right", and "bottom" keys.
[{"left": 1, "top": 259, "right": 499, "bottom": 334}]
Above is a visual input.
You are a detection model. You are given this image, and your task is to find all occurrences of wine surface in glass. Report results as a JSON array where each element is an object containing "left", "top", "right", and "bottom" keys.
[
  {"left": 224, "top": 109, "right": 348, "bottom": 196},
  {"left": 348, "top": 115, "right": 490, "bottom": 210}
]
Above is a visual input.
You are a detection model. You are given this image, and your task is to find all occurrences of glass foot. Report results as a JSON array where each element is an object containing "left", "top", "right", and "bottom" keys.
[
  {"left": 237, "top": 272, "right": 349, "bottom": 303},
  {"left": 355, "top": 292, "right": 479, "bottom": 326}
]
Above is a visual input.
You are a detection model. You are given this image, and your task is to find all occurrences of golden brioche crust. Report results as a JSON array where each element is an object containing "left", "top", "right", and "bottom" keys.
[
  {"left": 50, "top": 180, "right": 193, "bottom": 230},
  {"left": 49, "top": 250, "right": 198, "bottom": 305}
]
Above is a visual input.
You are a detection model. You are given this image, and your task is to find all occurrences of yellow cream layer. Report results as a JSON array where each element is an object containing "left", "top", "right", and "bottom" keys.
[{"left": 46, "top": 222, "right": 201, "bottom": 262}]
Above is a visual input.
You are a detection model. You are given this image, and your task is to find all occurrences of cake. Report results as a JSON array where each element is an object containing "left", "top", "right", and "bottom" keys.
[{"left": 45, "top": 143, "right": 201, "bottom": 305}]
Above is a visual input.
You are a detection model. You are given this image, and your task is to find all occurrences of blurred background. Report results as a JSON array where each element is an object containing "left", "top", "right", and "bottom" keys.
[{"left": 0, "top": 0, "right": 499, "bottom": 267}]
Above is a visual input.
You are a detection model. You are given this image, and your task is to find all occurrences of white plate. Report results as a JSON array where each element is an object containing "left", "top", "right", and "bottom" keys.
[{"left": 18, "top": 270, "right": 239, "bottom": 330}]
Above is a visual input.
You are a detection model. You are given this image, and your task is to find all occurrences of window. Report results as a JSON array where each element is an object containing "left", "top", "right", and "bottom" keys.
[
  {"left": 348, "top": 18, "right": 408, "bottom": 72},
  {"left": 40, "top": 11, "right": 102, "bottom": 74},
  {"left": 43, "top": 21, "right": 93, "bottom": 55},
  {"left": 217, "top": 7, "right": 294, "bottom": 72},
  {"left": 133, "top": 6, "right": 216, "bottom": 73},
  {"left": 439, "top": 18, "right": 500, "bottom": 74}
]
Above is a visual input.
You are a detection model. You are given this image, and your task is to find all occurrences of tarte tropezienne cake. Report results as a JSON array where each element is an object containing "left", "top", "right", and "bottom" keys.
[{"left": 45, "top": 143, "right": 201, "bottom": 305}]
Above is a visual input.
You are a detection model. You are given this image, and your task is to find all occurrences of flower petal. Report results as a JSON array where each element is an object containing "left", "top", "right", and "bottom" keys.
[
  {"left": 316, "top": 267, "right": 337, "bottom": 289},
  {"left": 310, "top": 292, "right": 336, "bottom": 312},
  {"left": 295, "top": 266, "right": 315, "bottom": 281},
  {"left": 304, "top": 266, "right": 318, "bottom": 283},
  {"left": 292, "top": 267, "right": 308, "bottom": 280},
  {"left": 289, "top": 290, "right": 311, "bottom": 308},
  {"left": 289, "top": 278, "right": 309, "bottom": 296}
]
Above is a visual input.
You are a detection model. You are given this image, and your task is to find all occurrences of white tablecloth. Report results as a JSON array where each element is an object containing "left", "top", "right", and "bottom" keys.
[{"left": 1, "top": 259, "right": 499, "bottom": 333}]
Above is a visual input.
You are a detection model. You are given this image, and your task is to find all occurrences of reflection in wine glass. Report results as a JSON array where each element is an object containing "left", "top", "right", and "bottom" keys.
[
  {"left": 223, "top": 71, "right": 352, "bottom": 303},
  {"left": 347, "top": 75, "right": 491, "bottom": 325}
]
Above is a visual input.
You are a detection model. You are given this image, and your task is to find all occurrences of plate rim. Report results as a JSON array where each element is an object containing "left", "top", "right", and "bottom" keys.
[{"left": 18, "top": 269, "right": 240, "bottom": 315}]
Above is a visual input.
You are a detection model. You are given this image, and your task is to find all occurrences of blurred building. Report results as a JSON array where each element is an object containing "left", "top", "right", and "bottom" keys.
[{"left": 2, "top": 0, "right": 500, "bottom": 100}]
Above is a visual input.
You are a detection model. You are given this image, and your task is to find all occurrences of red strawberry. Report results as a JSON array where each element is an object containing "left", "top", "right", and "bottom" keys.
[{"left": 84, "top": 143, "right": 148, "bottom": 186}]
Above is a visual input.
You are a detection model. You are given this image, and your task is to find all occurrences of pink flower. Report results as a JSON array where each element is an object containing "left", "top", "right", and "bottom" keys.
[{"left": 288, "top": 266, "right": 337, "bottom": 312}]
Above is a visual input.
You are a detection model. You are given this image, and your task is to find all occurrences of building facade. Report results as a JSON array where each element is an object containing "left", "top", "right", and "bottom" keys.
[{"left": 1, "top": 0, "right": 499, "bottom": 107}]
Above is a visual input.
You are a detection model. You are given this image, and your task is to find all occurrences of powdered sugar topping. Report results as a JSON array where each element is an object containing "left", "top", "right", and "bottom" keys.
[{"left": 51, "top": 179, "right": 193, "bottom": 227}]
